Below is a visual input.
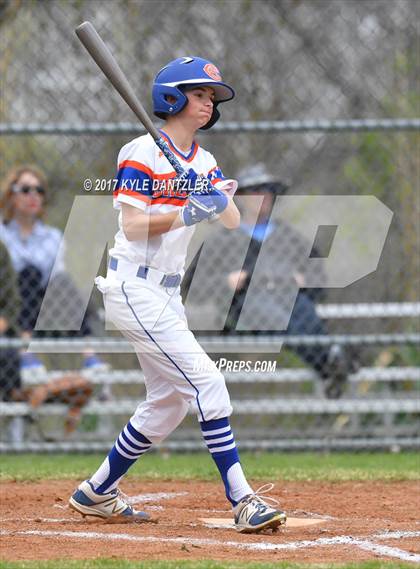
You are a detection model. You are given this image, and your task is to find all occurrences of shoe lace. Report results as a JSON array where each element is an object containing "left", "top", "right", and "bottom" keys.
[
  {"left": 113, "top": 488, "right": 132, "bottom": 508},
  {"left": 247, "top": 483, "right": 279, "bottom": 510}
]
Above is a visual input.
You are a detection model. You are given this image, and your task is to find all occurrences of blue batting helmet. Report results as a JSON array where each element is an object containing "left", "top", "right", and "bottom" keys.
[{"left": 152, "top": 56, "right": 235, "bottom": 130}]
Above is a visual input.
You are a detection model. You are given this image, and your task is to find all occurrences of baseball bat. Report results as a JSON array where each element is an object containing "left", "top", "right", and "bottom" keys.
[{"left": 75, "top": 21, "right": 185, "bottom": 176}]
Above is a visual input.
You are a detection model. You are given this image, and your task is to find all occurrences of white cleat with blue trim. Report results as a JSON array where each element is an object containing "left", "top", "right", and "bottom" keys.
[
  {"left": 69, "top": 480, "right": 153, "bottom": 524},
  {"left": 233, "top": 484, "right": 287, "bottom": 533}
]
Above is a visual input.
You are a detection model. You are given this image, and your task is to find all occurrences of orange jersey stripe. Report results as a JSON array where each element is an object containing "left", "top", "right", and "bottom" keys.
[
  {"left": 118, "top": 160, "right": 176, "bottom": 181},
  {"left": 151, "top": 196, "right": 186, "bottom": 206}
]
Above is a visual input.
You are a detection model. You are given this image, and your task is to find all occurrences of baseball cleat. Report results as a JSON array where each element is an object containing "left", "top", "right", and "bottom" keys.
[
  {"left": 233, "top": 484, "right": 286, "bottom": 534},
  {"left": 69, "top": 480, "right": 153, "bottom": 523}
]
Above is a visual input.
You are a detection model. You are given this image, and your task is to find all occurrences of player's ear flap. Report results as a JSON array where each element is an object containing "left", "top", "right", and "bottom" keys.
[{"left": 200, "top": 106, "right": 220, "bottom": 130}]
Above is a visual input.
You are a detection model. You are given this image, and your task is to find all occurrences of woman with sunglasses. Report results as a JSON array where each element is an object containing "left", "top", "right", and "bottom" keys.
[
  {"left": 0, "top": 165, "right": 105, "bottom": 372},
  {"left": 0, "top": 166, "right": 60, "bottom": 361}
]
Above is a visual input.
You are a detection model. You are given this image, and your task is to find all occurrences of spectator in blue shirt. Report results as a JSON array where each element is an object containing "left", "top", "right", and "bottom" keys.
[
  {"left": 0, "top": 165, "right": 106, "bottom": 371},
  {"left": 183, "top": 164, "right": 352, "bottom": 398}
]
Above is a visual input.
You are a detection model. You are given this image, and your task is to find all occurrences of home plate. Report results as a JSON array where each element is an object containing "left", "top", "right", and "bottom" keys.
[{"left": 200, "top": 517, "right": 327, "bottom": 529}]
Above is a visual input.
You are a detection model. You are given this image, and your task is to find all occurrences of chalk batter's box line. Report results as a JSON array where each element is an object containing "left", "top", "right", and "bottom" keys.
[{"left": 0, "top": 528, "right": 419, "bottom": 562}]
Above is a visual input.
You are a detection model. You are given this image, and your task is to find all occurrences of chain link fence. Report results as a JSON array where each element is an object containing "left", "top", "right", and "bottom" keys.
[{"left": 0, "top": 0, "right": 419, "bottom": 450}]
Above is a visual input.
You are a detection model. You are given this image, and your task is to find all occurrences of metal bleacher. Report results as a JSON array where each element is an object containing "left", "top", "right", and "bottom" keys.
[{"left": 1, "top": 302, "right": 419, "bottom": 452}]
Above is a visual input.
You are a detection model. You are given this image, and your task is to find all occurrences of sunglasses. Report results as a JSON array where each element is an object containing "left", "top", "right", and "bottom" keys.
[{"left": 12, "top": 184, "right": 45, "bottom": 196}]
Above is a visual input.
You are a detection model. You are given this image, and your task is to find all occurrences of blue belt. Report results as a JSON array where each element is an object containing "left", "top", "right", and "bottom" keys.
[{"left": 109, "top": 257, "right": 181, "bottom": 288}]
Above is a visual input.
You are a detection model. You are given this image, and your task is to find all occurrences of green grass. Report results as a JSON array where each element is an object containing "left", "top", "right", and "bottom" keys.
[
  {"left": 0, "top": 560, "right": 416, "bottom": 569},
  {"left": 0, "top": 452, "right": 419, "bottom": 482}
]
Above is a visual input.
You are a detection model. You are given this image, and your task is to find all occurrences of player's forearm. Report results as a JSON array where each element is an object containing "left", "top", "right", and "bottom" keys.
[
  {"left": 219, "top": 198, "right": 240, "bottom": 229},
  {"left": 123, "top": 211, "right": 184, "bottom": 240}
]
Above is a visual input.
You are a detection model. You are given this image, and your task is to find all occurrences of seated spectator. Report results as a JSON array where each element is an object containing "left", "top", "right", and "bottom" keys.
[
  {"left": 184, "top": 164, "right": 351, "bottom": 398},
  {"left": 0, "top": 241, "right": 24, "bottom": 441},
  {"left": 0, "top": 165, "right": 106, "bottom": 371}
]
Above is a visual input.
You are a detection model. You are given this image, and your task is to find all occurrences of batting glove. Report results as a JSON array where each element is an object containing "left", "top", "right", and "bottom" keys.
[
  {"left": 206, "top": 188, "right": 229, "bottom": 213},
  {"left": 177, "top": 168, "right": 211, "bottom": 194},
  {"left": 180, "top": 190, "right": 228, "bottom": 226}
]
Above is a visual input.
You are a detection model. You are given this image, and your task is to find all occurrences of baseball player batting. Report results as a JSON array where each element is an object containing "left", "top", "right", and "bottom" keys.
[{"left": 69, "top": 56, "right": 286, "bottom": 533}]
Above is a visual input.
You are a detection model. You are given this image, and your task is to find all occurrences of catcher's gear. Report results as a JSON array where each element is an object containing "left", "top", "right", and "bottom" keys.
[
  {"left": 180, "top": 189, "right": 228, "bottom": 226},
  {"left": 69, "top": 480, "right": 153, "bottom": 523},
  {"left": 152, "top": 56, "right": 235, "bottom": 130}
]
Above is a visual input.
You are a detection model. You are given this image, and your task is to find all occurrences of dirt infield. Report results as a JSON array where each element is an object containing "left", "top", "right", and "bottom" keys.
[{"left": 1, "top": 480, "right": 419, "bottom": 563}]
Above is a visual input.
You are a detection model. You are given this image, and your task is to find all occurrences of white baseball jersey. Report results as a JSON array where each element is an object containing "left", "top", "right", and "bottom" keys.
[
  {"left": 109, "top": 131, "right": 229, "bottom": 276},
  {"left": 95, "top": 131, "right": 235, "bottom": 435}
]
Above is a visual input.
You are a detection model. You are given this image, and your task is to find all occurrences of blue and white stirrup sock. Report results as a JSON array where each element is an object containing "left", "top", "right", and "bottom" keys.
[
  {"left": 200, "top": 417, "right": 252, "bottom": 506},
  {"left": 89, "top": 420, "right": 152, "bottom": 494}
]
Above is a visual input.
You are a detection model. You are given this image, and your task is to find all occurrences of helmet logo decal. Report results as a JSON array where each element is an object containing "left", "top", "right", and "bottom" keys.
[
  {"left": 180, "top": 57, "right": 194, "bottom": 64},
  {"left": 204, "top": 63, "right": 222, "bottom": 81}
]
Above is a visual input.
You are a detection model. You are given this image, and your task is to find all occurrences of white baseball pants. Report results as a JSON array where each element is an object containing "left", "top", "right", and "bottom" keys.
[{"left": 95, "top": 275, "right": 233, "bottom": 444}]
